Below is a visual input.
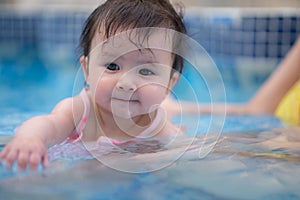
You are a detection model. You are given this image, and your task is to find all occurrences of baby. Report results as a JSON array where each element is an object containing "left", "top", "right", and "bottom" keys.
[{"left": 0, "top": 0, "right": 187, "bottom": 170}]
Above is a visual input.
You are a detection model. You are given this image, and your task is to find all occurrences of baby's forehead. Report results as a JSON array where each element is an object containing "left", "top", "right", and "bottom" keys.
[{"left": 90, "top": 29, "right": 174, "bottom": 55}]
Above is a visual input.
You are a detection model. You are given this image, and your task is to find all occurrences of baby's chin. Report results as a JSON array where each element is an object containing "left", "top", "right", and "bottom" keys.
[
  {"left": 112, "top": 111, "right": 133, "bottom": 119},
  {"left": 111, "top": 110, "right": 151, "bottom": 120}
]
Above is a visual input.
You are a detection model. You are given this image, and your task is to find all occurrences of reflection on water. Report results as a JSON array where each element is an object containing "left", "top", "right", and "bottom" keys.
[{"left": 0, "top": 127, "right": 299, "bottom": 200}]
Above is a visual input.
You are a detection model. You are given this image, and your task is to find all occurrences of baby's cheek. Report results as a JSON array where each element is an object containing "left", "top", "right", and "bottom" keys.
[
  {"left": 141, "top": 85, "right": 168, "bottom": 106},
  {"left": 94, "top": 79, "right": 113, "bottom": 103}
]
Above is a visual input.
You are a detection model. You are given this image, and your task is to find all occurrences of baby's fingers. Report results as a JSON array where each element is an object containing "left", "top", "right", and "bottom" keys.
[
  {"left": 5, "top": 149, "right": 19, "bottom": 168},
  {"left": 0, "top": 146, "right": 8, "bottom": 159},
  {"left": 17, "top": 151, "right": 30, "bottom": 170},
  {"left": 29, "top": 152, "right": 42, "bottom": 170},
  {"left": 42, "top": 153, "right": 49, "bottom": 169}
]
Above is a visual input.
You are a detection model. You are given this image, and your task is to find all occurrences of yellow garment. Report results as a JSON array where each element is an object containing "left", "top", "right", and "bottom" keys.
[{"left": 275, "top": 80, "right": 300, "bottom": 126}]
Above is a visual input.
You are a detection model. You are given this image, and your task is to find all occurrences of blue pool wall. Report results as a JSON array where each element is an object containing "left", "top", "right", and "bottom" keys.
[{"left": 1, "top": 7, "right": 299, "bottom": 59}]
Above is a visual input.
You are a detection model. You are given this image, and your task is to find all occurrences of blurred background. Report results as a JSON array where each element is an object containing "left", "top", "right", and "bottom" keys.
[
  {"left": 1, "top": 0, "right": 300, "bottom": 7},
  {"left": 0, "top": 0, "right": 299, "bottom": 113}
]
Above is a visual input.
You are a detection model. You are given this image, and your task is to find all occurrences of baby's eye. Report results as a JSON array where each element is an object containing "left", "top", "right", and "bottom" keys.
[
  {"left": 139, "top": 68, "right": 155, "bottom": 76},
  {"left": 106, "top": 63, "right": 120, "bottom": 71}
]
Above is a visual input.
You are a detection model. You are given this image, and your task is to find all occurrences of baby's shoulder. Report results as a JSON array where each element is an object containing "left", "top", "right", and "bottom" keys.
[
  {"left": 53, "top": 95, "right": 81, "bottom": 110},
  {"left": 52, "top": 95, "right": 84, "bottom": 118}
]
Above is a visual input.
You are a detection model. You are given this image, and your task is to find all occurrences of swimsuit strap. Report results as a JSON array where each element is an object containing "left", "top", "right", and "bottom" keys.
[
  {"left": 64, "top": 89, "right": 90, "bottom": 143},
  {"left": 75, "top": 89, "right": 90, "bottom": 139}
]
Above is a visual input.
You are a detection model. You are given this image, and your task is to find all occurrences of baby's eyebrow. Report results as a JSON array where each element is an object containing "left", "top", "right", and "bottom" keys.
[
  {"left": 98, "top": 41, "right": 117, "bottom": 57},
  {"left": 98, "top": 48, "right": 117, "bottom": 60},
  {"left": 96, "top": 44, "right": 160, "bottom": 64}
]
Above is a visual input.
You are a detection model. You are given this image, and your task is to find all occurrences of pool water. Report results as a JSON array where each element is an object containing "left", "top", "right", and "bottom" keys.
[
  {"left": 0, "top": 128, "right": 299, "bottom": 200},
  {"left": 0, "top": 50, "right": 299, "bottom": 199}
]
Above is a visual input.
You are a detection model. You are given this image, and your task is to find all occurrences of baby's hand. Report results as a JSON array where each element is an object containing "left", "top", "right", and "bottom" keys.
[{"left": 0, "top": 136, "right": 49, "bottom": 170}]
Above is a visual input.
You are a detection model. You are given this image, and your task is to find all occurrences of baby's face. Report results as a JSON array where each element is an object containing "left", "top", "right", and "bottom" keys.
[{"left": 86, "top": 29, "right": 177, "bottom": 119}]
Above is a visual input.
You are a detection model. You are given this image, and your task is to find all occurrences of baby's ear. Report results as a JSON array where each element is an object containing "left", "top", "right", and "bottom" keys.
[
  {"left": 168, "top": 72, "right": 179, "bottom": 91},
  {"left": 80, "top": 56, "right": 89, "bottom": 78}
]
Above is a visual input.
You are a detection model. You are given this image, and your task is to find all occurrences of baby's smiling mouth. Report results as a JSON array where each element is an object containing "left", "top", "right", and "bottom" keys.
[{"left": 112, "top": 97, "right": 139, "bottom": 103}]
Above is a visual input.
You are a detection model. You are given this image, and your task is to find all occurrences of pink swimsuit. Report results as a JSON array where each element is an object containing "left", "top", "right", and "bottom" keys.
[{"left": 64, "top": 89, "right": 166, "bottom": 144}]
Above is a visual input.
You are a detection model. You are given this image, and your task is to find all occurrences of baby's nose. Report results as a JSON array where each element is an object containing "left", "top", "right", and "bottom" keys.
[{"left": 116, "top": 78, "right": 137, "bottom": 92}]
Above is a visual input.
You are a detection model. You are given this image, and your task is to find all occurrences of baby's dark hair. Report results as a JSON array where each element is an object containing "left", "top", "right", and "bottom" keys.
[{"left": 79, "top": 0, "right": 186, "bottom": 74}]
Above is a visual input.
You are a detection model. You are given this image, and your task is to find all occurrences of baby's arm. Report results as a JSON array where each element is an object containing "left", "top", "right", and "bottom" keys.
[{"left": 0, "top": 96, "right": 83, "bottom": 170}]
